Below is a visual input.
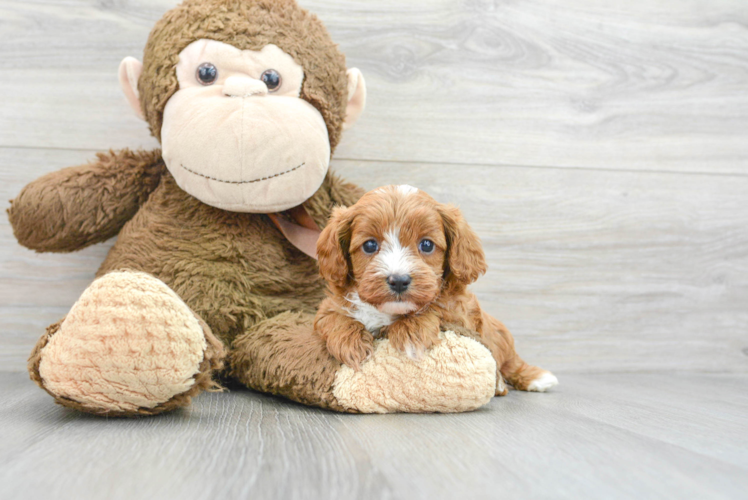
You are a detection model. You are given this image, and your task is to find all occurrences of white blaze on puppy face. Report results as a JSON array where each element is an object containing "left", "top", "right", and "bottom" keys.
[
  {"left": 372, "top": 228, "right": 419, "bottom": 314},
  {"left": 374, "top": 228, "right": 414, "bottom": 278},
  {"left": 161, "top": 39, "right": 331, "bottom": 213},
  {"left": 345, "top": 187, "right": 445, "bottom": 316}
]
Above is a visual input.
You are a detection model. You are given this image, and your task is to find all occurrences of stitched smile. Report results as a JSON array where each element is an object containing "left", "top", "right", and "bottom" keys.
[{"left": 180, "top": 162, "right": 305, "bottom": 184}]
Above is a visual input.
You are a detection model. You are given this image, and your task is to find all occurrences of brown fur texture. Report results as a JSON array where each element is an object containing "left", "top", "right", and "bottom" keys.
[
  {"left": 8, "top": 149, "right": 165, "bottom": 252},
  {"left": 96, "top": 167, "right": 362, "bottom": 347},
  {"left": 313, "top": 186, "right": 555, "bottom": 394},
  {"left": 229, "top": 311, "right": 352, "bottom": 412},
  {"left": 314, "top": 302, "right": 374, "bottom": 370},
  {"left": 7, "top": 0, "right": 365, "bottom": 416},
  {"left": 9, "top": 0, "right": 508, "bottom": 416},
  {"left": 13, "top": 148, "right": 363, "bottom": 415},
  {"left": 384, "top": 312, "right": 441, "bottom": 359},
  {"left": 140, "top": 0, "right": 349, "bottom": 150}
]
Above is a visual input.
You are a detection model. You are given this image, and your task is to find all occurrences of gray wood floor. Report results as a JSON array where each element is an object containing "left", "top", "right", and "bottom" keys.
[
  {"left": 1, "top": 372, "right": 747, "bottom": 500},
  {"left": 1, "top": 0, "right": 747, "bottom": 498}
]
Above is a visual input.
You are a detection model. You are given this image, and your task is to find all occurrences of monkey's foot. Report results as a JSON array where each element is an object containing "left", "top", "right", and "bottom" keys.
[
  {"left": 29, "top": 271, "right": 225, "bottom": 416},
  {"left": 333, "top": 331, "right": 497, "bottom": 413}
]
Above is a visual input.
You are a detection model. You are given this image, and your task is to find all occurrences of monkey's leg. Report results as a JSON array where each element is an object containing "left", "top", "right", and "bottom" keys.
[
  {"left": 229, "top": 312, "right": 497, "bottom": 413},
  {"left": 229, "top": 311, "right": 348, "bottom": 411},
  {"left": 28, "top": 271, "right": 225, "bottom": 416}
]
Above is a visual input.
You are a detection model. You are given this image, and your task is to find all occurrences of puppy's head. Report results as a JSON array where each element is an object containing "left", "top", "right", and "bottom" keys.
[{"left": 317, "top": 185, "right": 487, "bottom": 314}]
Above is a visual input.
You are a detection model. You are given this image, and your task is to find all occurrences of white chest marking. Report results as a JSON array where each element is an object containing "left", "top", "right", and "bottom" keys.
[{"left": 343, "top": 292, "right": 394, "bottom": 336}]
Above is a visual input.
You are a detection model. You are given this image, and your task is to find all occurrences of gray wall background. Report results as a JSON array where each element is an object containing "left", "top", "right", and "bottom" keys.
[{"left": 1, "top": 0, "right": 746, "bottom": 374}]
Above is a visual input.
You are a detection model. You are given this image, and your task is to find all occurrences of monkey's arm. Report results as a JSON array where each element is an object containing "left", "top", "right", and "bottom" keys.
[{"left": 8, "top": 148, "right": 165, "bottom": 253}]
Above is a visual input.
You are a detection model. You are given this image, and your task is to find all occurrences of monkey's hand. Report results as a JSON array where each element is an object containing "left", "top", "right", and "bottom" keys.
[{"left": 8, "top": 148, "right": 164, "bottom": 253}]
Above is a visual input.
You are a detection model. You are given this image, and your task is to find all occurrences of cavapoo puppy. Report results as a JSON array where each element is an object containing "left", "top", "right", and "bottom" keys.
[{"left": 314, "top": 185, "right": 558, "bottom": 394}]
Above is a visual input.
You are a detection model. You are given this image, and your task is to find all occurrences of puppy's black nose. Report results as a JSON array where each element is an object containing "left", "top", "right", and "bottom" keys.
[{"left": 388, "top": 274, "right": 411, "bottom": 294}]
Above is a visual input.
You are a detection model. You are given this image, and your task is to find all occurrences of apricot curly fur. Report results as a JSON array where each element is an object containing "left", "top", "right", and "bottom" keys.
[
  {"left": 383, "top": 313, "right": 441, "bottom": 358},
  {"left": 312, "top": 186, "right": 553, "bottom": 395},
  {"left": 314, "top": 300, "right": 375, "bottom": 370}
]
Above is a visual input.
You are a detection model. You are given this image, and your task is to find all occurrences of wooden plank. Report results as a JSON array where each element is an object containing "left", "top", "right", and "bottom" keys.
[
  {"left": 2, "top": 147, "right": 747, "bottom": 373},
  {"left": 0, "top": 0, "right": 746, "bottom": 173},
  {"left": 0, "top": 372, "right": 746, "bottom": 499}
]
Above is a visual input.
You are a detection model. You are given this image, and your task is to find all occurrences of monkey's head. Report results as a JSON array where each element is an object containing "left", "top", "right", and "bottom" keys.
[{"left": 118, "top": 0, "right": 366, "bottom": 213}]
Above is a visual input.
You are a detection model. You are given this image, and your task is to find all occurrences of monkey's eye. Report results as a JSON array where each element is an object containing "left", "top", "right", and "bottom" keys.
[
  {"left": 362, "top": 239, "right": 379, "bottom": 255},
  {"left": 196, "top": 63, "right": 218, "bottom": 85},
  {"left": 419, "top": 239, "right": 435, "bottom": 254},
  {"left": 260, "top": 69, "right": 282, "bottom": 92}
]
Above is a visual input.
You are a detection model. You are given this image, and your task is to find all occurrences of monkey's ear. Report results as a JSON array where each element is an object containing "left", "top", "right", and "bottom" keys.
[
  {"left": 343, "top": 68, "right": 366, "bottom": 130},
  {"left": 118, "top": 57, "right": 145, "bottom": 120}
]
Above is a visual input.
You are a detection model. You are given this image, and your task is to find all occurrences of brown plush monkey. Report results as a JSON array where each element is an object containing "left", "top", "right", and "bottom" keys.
[{"left": 8, "top": 0, "right": 501, "bottom": 416}]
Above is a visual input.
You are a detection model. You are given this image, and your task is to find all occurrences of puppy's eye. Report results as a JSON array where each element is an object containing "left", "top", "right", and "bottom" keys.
[
  {"left": 419, "top": 239, "right": 435, "bottom": 254},
  {"left": 362, "top": 239, "right": 379, "bottom": 255},
  {"left": 260, "top": 69, "right": 282, "bottom": 92},
  {"left": 196, "top": 63, "right": 218, "bottom": 85}
]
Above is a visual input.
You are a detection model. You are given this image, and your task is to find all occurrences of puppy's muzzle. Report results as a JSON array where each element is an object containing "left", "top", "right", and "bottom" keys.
[{"left": 387, "top": 274, "right": 411, "bottom": 294}]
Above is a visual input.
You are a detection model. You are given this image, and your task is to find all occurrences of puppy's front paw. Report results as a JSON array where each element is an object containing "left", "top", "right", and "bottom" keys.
[
  {"left": 326, "top": 328, "right": 374, "bottom": 371},
  {"left": 385, "top": 316, "right": 440, "bottom": 361}
]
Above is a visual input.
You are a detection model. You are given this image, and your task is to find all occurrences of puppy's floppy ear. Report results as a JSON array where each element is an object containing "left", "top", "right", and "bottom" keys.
[
  {"left": 438, "top": 204, "right": 487, "bottom": 286},
  {"left": 317, "top": 206, "right": 355, "bottom": 289}
]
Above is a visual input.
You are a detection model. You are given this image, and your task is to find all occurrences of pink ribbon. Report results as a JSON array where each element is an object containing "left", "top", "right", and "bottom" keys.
[{"left": 267, "top": 205, "right": 321, "bottom": 260}]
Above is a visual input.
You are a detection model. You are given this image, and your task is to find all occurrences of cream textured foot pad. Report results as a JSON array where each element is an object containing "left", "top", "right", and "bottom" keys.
[
  {"left": 38, "top": 271, "right": 208, "bottom": 413},
  {"left": 333, "top": 331, "right": 497, "bottom": 413}
]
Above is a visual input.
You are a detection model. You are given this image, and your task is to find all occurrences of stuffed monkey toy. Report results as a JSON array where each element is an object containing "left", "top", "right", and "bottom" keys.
[{"left": 8, "top": 0, "right": 500, "bottom": 416}]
